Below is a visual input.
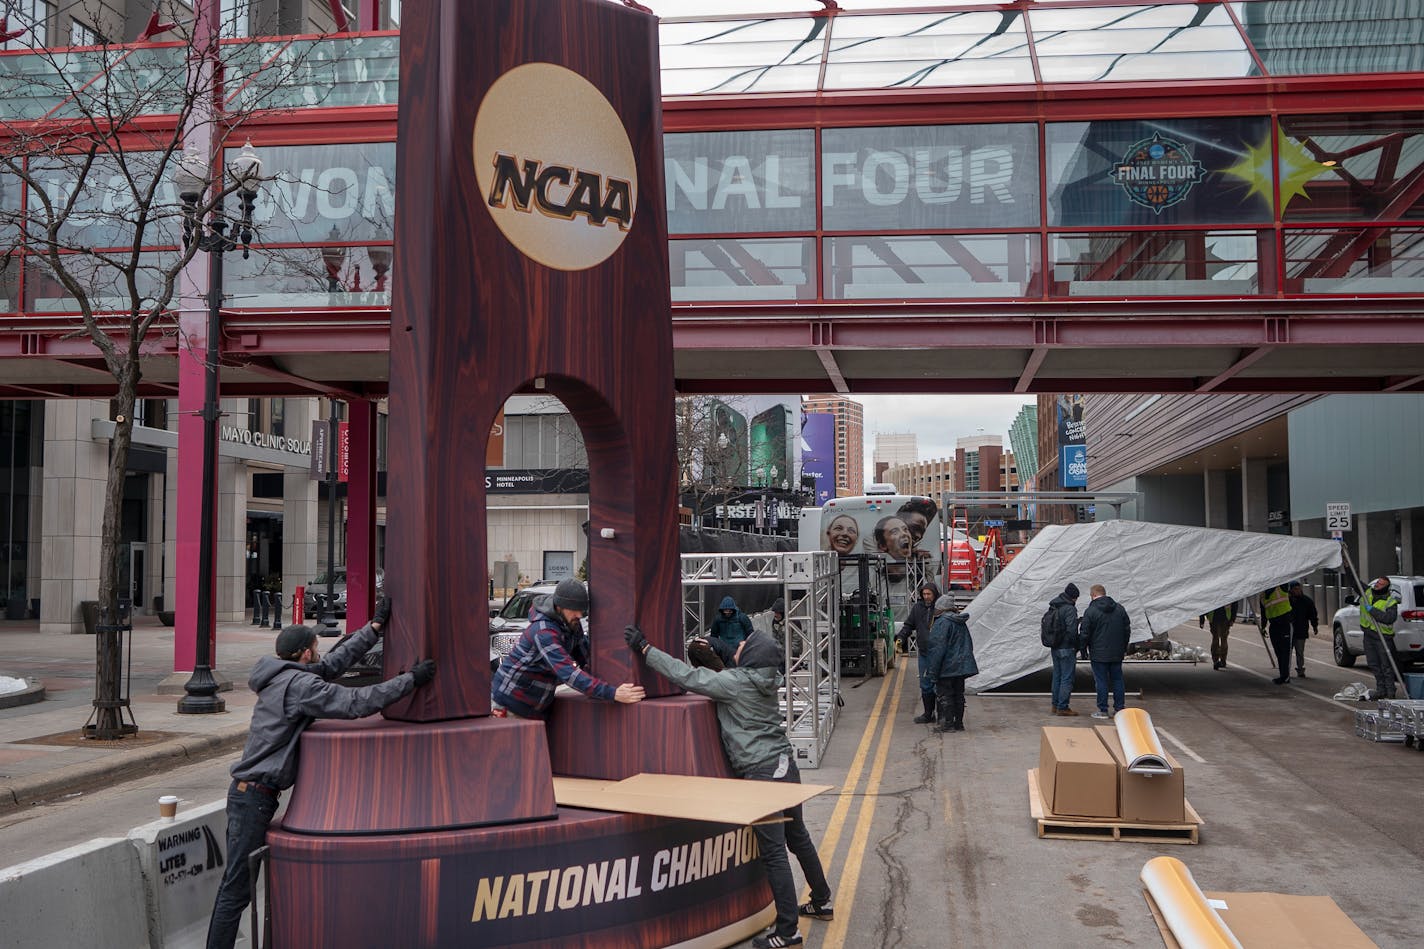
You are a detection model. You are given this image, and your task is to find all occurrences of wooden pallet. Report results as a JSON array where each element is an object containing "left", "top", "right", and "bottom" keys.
[{"left": 1027, "top": 769, "right": 1202, "bottom": 844}]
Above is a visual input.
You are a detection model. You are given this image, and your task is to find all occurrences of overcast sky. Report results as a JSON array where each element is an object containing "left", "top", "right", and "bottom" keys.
[{"left": 858, "top": 394, "right": 1034, "bottom": 480}]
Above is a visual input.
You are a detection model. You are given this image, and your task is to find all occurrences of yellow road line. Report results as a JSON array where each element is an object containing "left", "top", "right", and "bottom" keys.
[
  {"left": 819, "top": 663, "right": 905, "bottom": 949},
  {"left": 813, "top": 663, "right": 900, "bottom": 873}
]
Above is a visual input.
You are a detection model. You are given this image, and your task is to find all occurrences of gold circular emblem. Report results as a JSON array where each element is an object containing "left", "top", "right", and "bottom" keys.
[{"left": 473, "top": 62, "right": 638, "bottom": 271}]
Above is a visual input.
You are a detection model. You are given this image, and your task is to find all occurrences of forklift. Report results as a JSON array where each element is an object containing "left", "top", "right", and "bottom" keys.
[{"left": 837, "top": 554, "right": 897, "bottom": 677}]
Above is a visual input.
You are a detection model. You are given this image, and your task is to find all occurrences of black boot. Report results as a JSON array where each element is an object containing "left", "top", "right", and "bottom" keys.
[
  {"left": 933, "top": 696, "right": 954, "bottom": 732},
  {"left": 953, "top": 698, "right": 966, "bottom": 731},
  {"left": 913, "top": 693, "right": 936, "bottom": 724}
]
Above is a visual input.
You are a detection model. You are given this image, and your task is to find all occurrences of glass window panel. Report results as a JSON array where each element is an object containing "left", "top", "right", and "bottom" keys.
[
  {"left": 648, "top": 1, "right": 826, "bottom": 15},
  {"left": 1046, "top": 117, "right": 1274, "bottom": 227},
  {"left": 665, "top": 130, "right": 814, "bottom": 234},
  {"left": 1278, "top": 113, "right": 1424, "bottom": 223},
  {"left": 1285, "top": 226, "right": 1424, "bottom": 294},
  {"left": 223, "top": 245, "right": 393, "bottom": 308},
  {"left": 660, "top": 18, "right": 827, "bottom": 95},
  {"left": 1050, "top": 230, "right": 1261, "bottom": 296},
  {"left": 1030, "top": 4, "right": 1252, "bottom": 82},
  {"left": 1231, "top": 0, "right": 1424, "bottom": 76},
  {"left": 49, "top": 45, "right": 193, "bottom": 118},
  {"left": 238, "top": 142, "right": 396, "bottom": 245},
  {"left": 670, "top": 238, "right": 815, "bottom": 302},
  {"left": 822, "top": 124, "right": 1039, "bottom": 231},
  {"left": 0, "top": 49, "right": 109, "bottom": 120},
  {"left": 824, "top": 11, "right": 1034, "bottom": 89},
  {"left": 24, "top": 151, "right": 185, "bottom": 249},
  {"left": 824, "top": 233, "right": 1041, "bottom": 299},
  {"left": 229, "top": 35, "right": 400, "bottom": 111},
  {"left": 24, "top": 250, "right": 181, "bottom": 312}
]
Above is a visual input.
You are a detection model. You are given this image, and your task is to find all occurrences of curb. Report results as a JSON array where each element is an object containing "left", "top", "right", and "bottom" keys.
[
  {"left": 0, "top": 724, "right": 250, "bottom": 813},
  {"left": 0, "top": 682, "right": 45, "bottom": 710}
]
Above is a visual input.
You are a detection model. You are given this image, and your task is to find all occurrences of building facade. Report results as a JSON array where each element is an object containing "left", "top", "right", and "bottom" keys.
[{"left": 803, "top": 396, "right": 864, "bottom": 499}]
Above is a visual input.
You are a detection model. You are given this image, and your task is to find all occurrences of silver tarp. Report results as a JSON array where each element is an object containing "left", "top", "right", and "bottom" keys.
[{"left": 968, "top": 521, "right": 1343, "bottom": 691}]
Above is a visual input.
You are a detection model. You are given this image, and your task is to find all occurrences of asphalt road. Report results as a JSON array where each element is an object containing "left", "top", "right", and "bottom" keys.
[{"left": 3, "top": 621, "right": 1421, "bottom": 948}]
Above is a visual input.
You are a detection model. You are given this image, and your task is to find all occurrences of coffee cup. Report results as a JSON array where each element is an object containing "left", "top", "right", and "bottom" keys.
[{"left": 159, "top": 795, "right": 179, "bottom": 819}]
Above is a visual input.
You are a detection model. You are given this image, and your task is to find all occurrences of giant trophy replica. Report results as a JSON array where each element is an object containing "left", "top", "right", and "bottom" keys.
[{"left": 263, "top": 1, "right": 776, "bottom": 946}]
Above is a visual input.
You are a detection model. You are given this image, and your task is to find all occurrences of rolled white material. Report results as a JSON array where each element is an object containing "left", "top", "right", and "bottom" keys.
[
  {"left": 1116, "top": 707, "right": 1172, "bottom": 775},
  {"left": 1140, "top": 856, "right": 1243, "bottom": 949}
]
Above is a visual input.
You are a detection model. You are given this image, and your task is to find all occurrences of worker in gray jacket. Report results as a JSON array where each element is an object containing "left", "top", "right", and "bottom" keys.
[
  {"left": 206, "top": 598, "right": 435, "bottom": 949},
  {"left": 625, "top": 625, "right": 831, "bottom": 949}
]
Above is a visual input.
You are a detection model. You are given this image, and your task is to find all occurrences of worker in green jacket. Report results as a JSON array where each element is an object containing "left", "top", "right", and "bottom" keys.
[
  {"left": 624, "top": 625, "right": 832, "bottom": 949},
  {"left": 1360, "top": 577, "right": 1401, "bottom": 700}
]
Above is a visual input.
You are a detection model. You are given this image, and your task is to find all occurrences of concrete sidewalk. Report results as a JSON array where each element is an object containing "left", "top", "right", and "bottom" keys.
[{"left": 0, "top": 615, "right": 287, "bottom": 812}]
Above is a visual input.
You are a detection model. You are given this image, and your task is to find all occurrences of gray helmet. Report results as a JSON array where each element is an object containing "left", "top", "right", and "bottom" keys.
[{"left": 552, "top": 578, "right": 590, "bottom": 612}]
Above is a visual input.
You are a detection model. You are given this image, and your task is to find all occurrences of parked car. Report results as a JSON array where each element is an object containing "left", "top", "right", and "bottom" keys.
[
  {"left": 488, "top": 582, "right": 590, "bottom": 672},
  {"left": 305, "top": 566, "right": 385, "bottom": 619},
  {"left": 1331, "top": 576, "right": 1424, "bottom": 667}
]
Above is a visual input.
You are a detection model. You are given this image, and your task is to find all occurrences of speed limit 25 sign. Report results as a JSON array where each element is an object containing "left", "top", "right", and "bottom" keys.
[{"left": 1325, "top": 502, "right": 1352, "bottom": 532}]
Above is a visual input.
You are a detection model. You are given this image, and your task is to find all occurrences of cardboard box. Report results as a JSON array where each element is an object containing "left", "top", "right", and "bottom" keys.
[
  {"left": 1038, "top": 726, "right": 1118, "bottom": 819},
  {"left": 1096, "top": 725, "right": 1185, "bottom": 823}
]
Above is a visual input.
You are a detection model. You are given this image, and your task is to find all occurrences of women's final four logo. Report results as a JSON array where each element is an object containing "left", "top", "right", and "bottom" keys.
[{"left": 1110, "top": 132, "right": 1206, "bottom": 213}]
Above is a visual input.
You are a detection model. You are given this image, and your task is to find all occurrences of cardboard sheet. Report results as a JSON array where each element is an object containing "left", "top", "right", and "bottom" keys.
[
  {"left": 553, "top": 773, "right": 833, "bottom": 826},
  {"left": 1145, "top": 890, "right": 1379, "bottom": 949}
]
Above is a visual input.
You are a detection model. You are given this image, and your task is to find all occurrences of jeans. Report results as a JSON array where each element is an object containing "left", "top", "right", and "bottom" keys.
[
  {"left": 917, "top": 652, "right": 935, "bottom": 704},
  {"left": 1050, "top": 648, "right": 1077, "bottom": 710},
  {"left": 1090, "top": 659, "right": 1125, "bottom": 714},
  {"left": 1293, "top": 636, "right": 1307, "bottom": 673},
  {"left": 745, "top": 756, "right": 831, "bottom": 938},
  {"left": 206, "top": 781, "right": 280, "bottom": 949}
]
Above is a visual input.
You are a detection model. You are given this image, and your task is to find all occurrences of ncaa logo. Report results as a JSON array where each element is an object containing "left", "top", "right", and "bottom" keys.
[{"left": 473, "top": 62, "right": 638, "bottom": 271}]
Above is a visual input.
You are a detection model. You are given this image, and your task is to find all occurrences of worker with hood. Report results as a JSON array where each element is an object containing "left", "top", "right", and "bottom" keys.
[
  {"left": 709, "top": 594, "right": 754, "bottom": 648},
  {"left": 898, "top": 581, "right": 942, "bottom": 722},
  {"left": 625, "top": 625, "right": 832, "bottom": 949},
  {"left": 1046, "top": 583, "right": 1081, "bottom": 716},
  {"left": 207, "top": 598, "right": 435, "bottom": 949},
  {"left": 922, "top": 594, "right": 977, "bottom": 733}
]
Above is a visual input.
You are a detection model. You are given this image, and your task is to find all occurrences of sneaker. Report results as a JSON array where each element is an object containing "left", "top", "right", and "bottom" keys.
[
  {"left": 1272, "top": 676, "right": 1291, "bottom": 686},
  {"left": 1059, "top": 707, "right": 1080, "bottom": 717},
  {"left": 1297, "top": 669, "right": 1307, "bottom": 678},
  {"left": 753, "top": 933, "right": 804, "bottom": 948},
  {"left": 799, "top": 899, "right": 834, "bottom": 921},
  {"left": 1090, "top": 711, "right": 1111, "bottom": 720}
]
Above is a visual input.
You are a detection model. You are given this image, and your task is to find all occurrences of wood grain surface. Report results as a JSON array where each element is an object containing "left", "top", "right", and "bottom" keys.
[
  {"left": 546, "top": 693, "right": 736, "bottom": 781},
  {"left": 383, "top": 0, "right": 680, "bottom": 723}
]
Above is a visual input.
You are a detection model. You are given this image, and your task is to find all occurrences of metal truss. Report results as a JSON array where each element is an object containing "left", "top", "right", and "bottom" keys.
[{"left": 680, "top": 551, "right": 841, "bottom": 769}]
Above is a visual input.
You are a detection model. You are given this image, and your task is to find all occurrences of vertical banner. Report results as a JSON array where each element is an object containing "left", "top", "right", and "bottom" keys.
[
  {"left": 310, "top": 420, "right": 329, "bottom": 480},
  {"left": 800, "top": 412, "right": 836, "bottom": 502},
  {"left": 337, "top": 421, "right": 350, "bottom": 483},
  {"left": 1056, "top": 394, "right": 1086, "bottom": 489}
]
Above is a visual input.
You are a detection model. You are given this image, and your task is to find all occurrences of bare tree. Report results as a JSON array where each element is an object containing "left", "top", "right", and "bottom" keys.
[{"left": 0, "top": 1, "right": 353, "bottom": 735}]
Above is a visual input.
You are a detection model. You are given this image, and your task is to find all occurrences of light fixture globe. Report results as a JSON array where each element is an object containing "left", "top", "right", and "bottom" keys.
[
  {"left": 227, "top": 139, "right": 262, "bottom": 194},
  {"left": 174, "top": 145, "right": 209, "bottom": 201}
]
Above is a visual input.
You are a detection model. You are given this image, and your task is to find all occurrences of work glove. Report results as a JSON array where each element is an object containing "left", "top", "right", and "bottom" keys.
[
  {"left": 624, "top": 624, "right": 649, "bottom": 655},
  {"left": 410, "top": 658, "right": 436, "bottom": 687},
  {"left": 371, "top": 596, "right": 392, "bottom": 631}
]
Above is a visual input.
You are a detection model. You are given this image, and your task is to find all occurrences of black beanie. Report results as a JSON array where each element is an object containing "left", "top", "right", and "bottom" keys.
[
  {"left": 771, "top": 598, "right": 785, "bottom": 616},
  {"left": 1065, "top": 583, "right": 1080, "bottom": 600},
  {"left": 275, "top": 624, "right": 316, "bottom": 659}
]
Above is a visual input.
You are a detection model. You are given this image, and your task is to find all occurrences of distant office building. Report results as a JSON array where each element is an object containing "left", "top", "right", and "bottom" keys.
[
  {"left": 881, "top": 457, "right": 955, "bottom": 502},
  {"left": 955, "top": 435, "right": 1006, "bottom": 492},
  {"left": 803, "top": 396, "right": 864, "bottom": 498},
  {"left": 873, "top": 432, "right": 918, "bottom": 475},
  {"left": 1008, "top": 404, "right": 1039, "bottom": 483}
]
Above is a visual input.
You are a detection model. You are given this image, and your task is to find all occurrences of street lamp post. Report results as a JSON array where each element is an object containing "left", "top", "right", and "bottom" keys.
[
  {"left": 175, "top": 140, "right": 262, "bottom": 714},
  {"left": 319, "top": 398, "right": 341, "bottom": 635}
]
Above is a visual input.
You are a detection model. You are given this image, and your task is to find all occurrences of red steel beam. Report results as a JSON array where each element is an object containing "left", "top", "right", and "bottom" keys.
[{"left": 1195, "top": 346, "right": 1277, "bottom": 393}]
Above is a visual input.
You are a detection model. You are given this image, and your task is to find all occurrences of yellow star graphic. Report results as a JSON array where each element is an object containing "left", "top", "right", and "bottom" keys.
[{"left": 1222, "top": 129, "right": 1332, "bottom": 213}]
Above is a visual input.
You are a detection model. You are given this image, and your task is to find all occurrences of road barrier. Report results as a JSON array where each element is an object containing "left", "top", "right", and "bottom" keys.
[
  {"left": 0, "top": 799, "right": 251, "bottom": 948},
  {"left": 0, "top": 837, "right": 150, "bottom": 949}
]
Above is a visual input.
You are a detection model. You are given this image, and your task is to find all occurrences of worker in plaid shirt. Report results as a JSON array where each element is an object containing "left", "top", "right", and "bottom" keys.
[{"left": 491, "top": 578, "right": 644, "bottom": 718}]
